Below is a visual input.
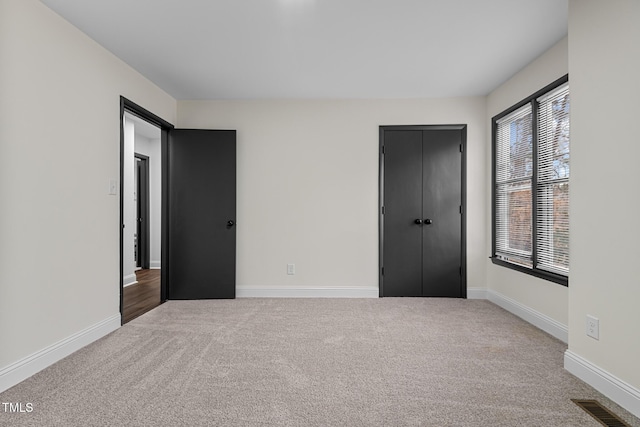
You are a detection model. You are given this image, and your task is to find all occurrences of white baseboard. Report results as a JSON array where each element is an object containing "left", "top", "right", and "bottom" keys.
[
  {"left": 486, "top": 289, "right": 568, "bottom": 343},
  {"left": 237, "top": 286, "right": 379, "bottom": 298},
  {"left": 123, "top": 281, "right": 138, "bottom": 288},
  {"left": 565, "top": 350, "right": 640, "bottom": 419},
  {"left": 150, "top": 261, "right": 161, "bottom": 269},
  {"left": 0, "top": 314, "right": 121, "bottom": 393},
  {"left": 123, "top": 273, "right": 137, "bottom": 287}
]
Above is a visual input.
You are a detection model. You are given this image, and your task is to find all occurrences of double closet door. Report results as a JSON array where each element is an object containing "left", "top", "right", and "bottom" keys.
[{"left": 380, "top": 125, "right": 466, "bottom": 297}]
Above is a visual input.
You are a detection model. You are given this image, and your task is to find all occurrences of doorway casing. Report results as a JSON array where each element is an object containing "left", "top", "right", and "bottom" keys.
[{"left": 120, "top": 97, "right": 173, "bottom": 322}]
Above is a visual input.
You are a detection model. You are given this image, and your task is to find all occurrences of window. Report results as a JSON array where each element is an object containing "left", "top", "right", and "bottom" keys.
[{"left": 492, "top": 75, "right": 569, "bottom": 285}]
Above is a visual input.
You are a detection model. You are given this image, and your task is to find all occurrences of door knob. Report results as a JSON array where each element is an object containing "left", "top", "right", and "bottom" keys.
[
  {"left": 415, "top": 219, "right": 423, "bottom": 225},
  {"left": 424, "top": 218, "right": 433, "bottom": 225},
  {"left": 227, "top": 220, "right": 235, "bottom": 227}
]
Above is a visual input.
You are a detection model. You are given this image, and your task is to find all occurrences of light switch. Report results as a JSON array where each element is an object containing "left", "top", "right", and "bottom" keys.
[{"left": 109, "top": 179, "right": 118, "bottom": 195}]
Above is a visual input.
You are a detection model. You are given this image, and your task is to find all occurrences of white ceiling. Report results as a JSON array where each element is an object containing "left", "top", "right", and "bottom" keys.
[{"left": 39, "top": 0, "right": 568, "bottom": 100}]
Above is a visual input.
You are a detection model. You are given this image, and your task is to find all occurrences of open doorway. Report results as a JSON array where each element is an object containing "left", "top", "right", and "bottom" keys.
[
  {"left": 119, "top": 96, "right": 236, "bottom": 317},
  {"left": 122, "top": 110, "right": 162, "bottom": 323}
]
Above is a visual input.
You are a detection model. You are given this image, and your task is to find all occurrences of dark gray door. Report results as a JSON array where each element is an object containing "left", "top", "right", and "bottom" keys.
[
  {"left": 380, "top": 126, "right": 466, "bottom": 297},
  {"left": 135, "top": 154, "right": 150, "bottom": 269},
  {"left": 168, "top": 129, "right": 236, "bottom": 299}
]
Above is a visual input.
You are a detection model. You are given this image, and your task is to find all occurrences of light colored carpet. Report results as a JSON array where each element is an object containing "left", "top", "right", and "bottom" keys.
[{"left": 1, "top": 298, "right": 638, "bottom": 426}]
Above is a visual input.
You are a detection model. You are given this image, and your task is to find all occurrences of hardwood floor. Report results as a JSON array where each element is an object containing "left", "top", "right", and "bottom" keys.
[{"left": 123, "top": 269, "right": 161, "bottom": 324}]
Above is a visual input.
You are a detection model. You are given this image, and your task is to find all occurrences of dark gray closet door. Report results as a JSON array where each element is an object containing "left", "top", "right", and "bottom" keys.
[
  {"left": 421, "top": 130, "right": 462, "bottom": 297},
  {"left": 381, "top": 130, "right": 424, "bottom": 297},
  {"left": 381, "top": 126, "right": 465, "bottom": 298},
  {"left": 168, "top": 129, "right": 236, "bottom": 299}
]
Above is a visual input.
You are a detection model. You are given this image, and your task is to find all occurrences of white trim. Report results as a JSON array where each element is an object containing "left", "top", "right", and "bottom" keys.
[
  {"left": 123, "top": 273, "right": 137, "bottom": 286},
  {"left": 0, "top": 314, "right": 121, "bottom": 393},
  {"left": 150, "top": 261, "right": 161, "bottom": 269},
  {"left": 236, "top": 286, "right": 379, "bottom": 298},
  {"left": 565, "top": 350, "right": 640, "bottom": 419},
  {"left": 486, "top": 289, "right": 568, "bottom": 343},
  {"left": 123, "top": 281, "right": 138, "bottom": 288},
  {"left": 467, "top": 287, "right": 488, "bottom": 299}
]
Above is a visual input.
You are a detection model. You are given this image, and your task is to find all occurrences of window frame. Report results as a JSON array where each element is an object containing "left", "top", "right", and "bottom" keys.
[{"left": 491, "top": 74, "right": 569, "bottom": 286}]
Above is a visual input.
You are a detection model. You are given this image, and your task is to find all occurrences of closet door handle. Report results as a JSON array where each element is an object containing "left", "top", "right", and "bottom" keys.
[
  {"left": 424, "top": 218, "right": 433, "bottom": 225},
  {"left": 414, "top": 219, "right": 423, "bottom": 225}
]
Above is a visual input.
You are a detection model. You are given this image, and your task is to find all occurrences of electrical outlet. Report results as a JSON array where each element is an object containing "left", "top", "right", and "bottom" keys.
[
  {"left": 586, "top": 315, "right": 599, "bottom": 340},
  {"left": 287, "top": 264, "right": 295, "bottom": 275}
]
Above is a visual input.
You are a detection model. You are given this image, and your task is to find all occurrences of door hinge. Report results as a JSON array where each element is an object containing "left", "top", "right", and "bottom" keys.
[
  {"left": 381, "top": 145, "right": 385, "bottom": 154},
  {"left": 381, "top": 206, "right": 385, "bottom": 215},
  {"left": 459, "top": 205, "right": 463, "bottom": 214},
  {"left": 460, "top": 144, "right": 463, "bottom": 153},
  {"left": 459, "top": 266, "right": 462, "bottom": 276},
  {"left": 381, "top": 267, "right": 384, "bottom": 276}
]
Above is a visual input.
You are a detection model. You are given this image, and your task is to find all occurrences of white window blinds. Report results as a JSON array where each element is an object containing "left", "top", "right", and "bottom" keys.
[
  {"left": 536, "top": 83, "right": 570, "bottom": 275},
  {"left": 495, "top": 105, "right": 533, "bottom": 267}
]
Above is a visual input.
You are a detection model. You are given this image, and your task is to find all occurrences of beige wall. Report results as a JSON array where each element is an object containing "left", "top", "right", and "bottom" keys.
[
  {"left": 568, "top": 0, "right": 640, "bottom": 390},
  {"left": 0, "top": 0, "right": 176, "bottom": 368},
  {"left": 485, "top": 38, "right": 569, "bottom": 326},
  {"left": 178, "top": 97, "right": 487, "bottom": 293}
]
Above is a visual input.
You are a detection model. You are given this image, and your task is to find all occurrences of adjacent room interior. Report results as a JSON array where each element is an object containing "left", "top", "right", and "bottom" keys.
[{"left": 121, "top": 112, "right": 162, "bottom": 323}]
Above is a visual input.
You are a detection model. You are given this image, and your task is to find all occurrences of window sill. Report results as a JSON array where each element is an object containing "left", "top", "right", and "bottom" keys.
[{"left": 490, "top": 257, "right": 568, "bottom": 286}]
